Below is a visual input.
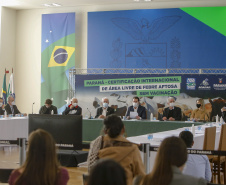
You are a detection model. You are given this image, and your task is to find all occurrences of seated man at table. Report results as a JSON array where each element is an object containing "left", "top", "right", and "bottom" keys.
[
  {"left": 95, "top": 97, "right": 114, "bottom": 119},
  {"left": 162, "top": 96, "right": 181, "bottom": 121},
  {"left": 126, "top": 96, "right": 146, "bottom": 120},
  {"left": 0, "top": 97, "right": 5, "bottom": 115},
  {"left": 179, "top": 130, "right": 211, "bottom": 182},
  {"left": 39, "top": 99, "right": 58, "bottom": 114},
  {"left": 62, "top": 97, "right": 82, "bottom": 115},
  {"left": 5, "top": 96, "right": 20, "bottom": 116},
  {"left": 221, "top": 107, "right": 226, "bottom": 122}
]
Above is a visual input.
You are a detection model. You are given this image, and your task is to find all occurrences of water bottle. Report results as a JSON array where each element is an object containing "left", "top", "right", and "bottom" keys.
[
  {"left": 51, "top": 110, "right": 54, "bottom": 115},
  {"left": 150, "top": 113, "right": 153, "bottom": 121}
]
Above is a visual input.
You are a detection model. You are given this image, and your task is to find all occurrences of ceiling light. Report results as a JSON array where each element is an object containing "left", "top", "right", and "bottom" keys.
[
  {"left": 52, "top": 3, "right": 61, "bottom": 7},
  {"left": 134, "top": 0, "right": 140, "bottom": 2},
  {"left": 144, "top": 0, "right": 151, "bottom": 1},
  {"left": 42, "top": 3, "right": 62, "bottom": 7}
]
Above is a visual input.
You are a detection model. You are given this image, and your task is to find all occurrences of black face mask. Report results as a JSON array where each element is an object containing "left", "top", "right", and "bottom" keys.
[{"left": 196, "top": 104, "right": 201, "bottom": 108}]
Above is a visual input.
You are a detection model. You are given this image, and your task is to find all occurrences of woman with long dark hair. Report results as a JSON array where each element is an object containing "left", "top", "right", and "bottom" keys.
[
  {"left": 8, "top": 129, "right": 69, "bottom": 185},
  {"left": 141, "top": 137, "right": 206, "bottom": 185}
]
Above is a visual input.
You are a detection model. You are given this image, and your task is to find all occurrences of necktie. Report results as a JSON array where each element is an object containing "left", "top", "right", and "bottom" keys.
[{"left": 11, "top": 106, "right": 14, "bottom": 114}]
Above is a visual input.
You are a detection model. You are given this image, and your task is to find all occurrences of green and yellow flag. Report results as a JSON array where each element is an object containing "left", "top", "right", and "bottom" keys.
[{"left": 41, "top": 13, "right": 75, "bottom": 111}]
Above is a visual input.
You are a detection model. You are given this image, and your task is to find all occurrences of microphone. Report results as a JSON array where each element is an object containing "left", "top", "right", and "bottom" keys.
[
  {"left": 32, "top": 102, "right": 35, "bottom": 114},
  {"left": 87, "top": 108, "right": 91, "bottom": 119}
]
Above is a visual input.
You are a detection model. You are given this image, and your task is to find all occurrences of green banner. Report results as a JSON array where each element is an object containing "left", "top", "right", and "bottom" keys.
[
  {"left": 137, "top": 89, "right": 180, "bottom": 96},
  {"left": 84, "top": 76, "right": 181, "bottom": 87}
]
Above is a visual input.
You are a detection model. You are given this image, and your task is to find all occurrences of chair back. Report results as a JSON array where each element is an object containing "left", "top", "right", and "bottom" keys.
[
  {"left": 218, "top": 124, "right": 226, "bottom": 151},
  {"left": 203, "top": 126, "right": 216, "bottom": 150}
]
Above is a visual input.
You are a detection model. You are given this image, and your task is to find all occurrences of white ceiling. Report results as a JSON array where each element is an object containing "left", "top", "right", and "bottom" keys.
[{"left": 1, "top": 0, "right": 226, "bottom": 10}]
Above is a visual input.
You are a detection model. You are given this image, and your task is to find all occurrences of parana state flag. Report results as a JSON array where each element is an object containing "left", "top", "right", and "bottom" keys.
[
  {"left": 41, "top": 13, "right": 75, "bottom": 109},
  {"left": 8, "top": 73, "right": 15, "bottom": 100}
]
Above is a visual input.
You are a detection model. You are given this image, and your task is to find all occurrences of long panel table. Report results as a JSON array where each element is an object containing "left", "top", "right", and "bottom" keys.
[
  {"left": 0, "top": 117, "right": 204, "bottom": 143},
  {"left": 82, "top": 119, "right": 203, "bottom": 142}
]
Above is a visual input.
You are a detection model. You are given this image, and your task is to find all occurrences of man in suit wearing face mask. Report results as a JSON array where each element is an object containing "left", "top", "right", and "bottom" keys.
[
  {"left": 5, "top": 95, "right": 22, "bottom": 116},
  {"left": 0, "top": 97, "right": 5, "bottom": 115},
  {"left": 162, "top": 96, "right": 182, "bottom": 121},
  {"left": 126, "top": 96, "right": 146, "bottom": 120},
  {"left": 63, "top": 97, "right": 82, "bottom": 115},
  {"left": 95, "top": 97, "right": 114, "bottom": 119}
]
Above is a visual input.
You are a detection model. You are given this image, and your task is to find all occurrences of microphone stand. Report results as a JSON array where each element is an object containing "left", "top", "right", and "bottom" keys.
[
  {"left": 87, "top": 108, "right": 91, "bottom": 119},
  {"left": 32, "top": 102, "right": 35, "bottom": 114}
]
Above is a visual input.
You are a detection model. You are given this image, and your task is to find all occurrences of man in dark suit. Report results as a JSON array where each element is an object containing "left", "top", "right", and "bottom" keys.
[
  {"left": 5, "top": 96, "right": 22, "bottom": 116},
  {"left": 63, "top": 98, "right": 82, "bottom": 115},
  {"left": 162, "top": 96, "right": 182, "bottom": 121},
  {"left": 0, "top": 97, "right": 5, "bottom": 115},
  {"left": 39, "top": 99, "right": 58, "bottom": 114},
  {"left": 126, "top": 96, "right": 146, "bottom": 120},
  {"left": 95, "top": 97, "right": 114, "bottom": 119}
]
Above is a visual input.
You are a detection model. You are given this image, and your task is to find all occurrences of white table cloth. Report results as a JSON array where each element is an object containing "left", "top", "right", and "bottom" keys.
[
  {"left": 0, "top": 117, "right": 28, "bottom": 140},
  {"left": 127, "top": 123, "right": 221, "bottom": 171}
]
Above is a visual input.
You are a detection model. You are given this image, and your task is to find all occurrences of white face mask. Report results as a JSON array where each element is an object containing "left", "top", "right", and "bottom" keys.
[
  {"left": 169, "top": 102, "right": 175, "bottom": 107},
  {"left": 0, "top": 103, "right": 3, "bottom": 107},
  {"left": 72, "top": 103, "right": 78, "bottom": 107},
  {"left": 11, "top": 101, "right": 15, "bottom": 105},
  {"left": 103, "top": 103, "right": 108, "bottom": 108},
  {"left": 133, "top": 102, "right": 138, "bottom": 107}
]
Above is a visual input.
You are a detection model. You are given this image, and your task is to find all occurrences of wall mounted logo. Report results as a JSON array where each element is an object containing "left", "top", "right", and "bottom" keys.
[
  {"left": 198, "top": 78, "right": 211, "bottom": 90},
  {"left": 186, "top": 78, "right": 196, "bottom": 90},
  {"left": 213, "top": 78, "right": 226, "bottom": 90}
]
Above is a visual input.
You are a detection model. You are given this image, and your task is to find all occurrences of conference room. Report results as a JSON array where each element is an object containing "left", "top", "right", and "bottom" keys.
[{"left": 1, "top": 0, "right": 226, "bottom": 184}]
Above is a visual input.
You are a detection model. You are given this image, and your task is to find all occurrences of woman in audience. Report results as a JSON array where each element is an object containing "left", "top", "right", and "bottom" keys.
[
  {"left": 190, "top": 98, "right": 209, "bottom": 121},
  {"left": 88, "top": 114, "right": 145, "bottom": 185},
  {"left": 87, "top": 159, "right": 127, "bottom": 185},
  {"left": 8, "top": 129, "right": 69, "bottom": 185},
  {"left": 140, "top": 136, "right": 206, "bottom": 185}
]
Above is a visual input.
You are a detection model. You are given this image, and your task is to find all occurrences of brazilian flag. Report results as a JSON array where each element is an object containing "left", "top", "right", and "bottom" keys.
[
  {"left": 1, "top": 74, "right": 7, "bottom": 104},
  {"left": 41, "top": 13, "right": 75, "bottom": 109}
]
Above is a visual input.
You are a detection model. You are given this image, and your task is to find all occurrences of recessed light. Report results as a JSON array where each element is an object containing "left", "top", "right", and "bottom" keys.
[
  {"left": 144, "top": 0, "right": 151, "bottom": 1},
  {"left": 134, "top": 0, "right": 140, "bottom": 2}
]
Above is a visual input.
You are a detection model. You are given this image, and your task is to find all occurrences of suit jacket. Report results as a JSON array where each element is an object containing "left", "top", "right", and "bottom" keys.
[
  {"left": 170, "top": 166, "right": 206, "bottom": 185},
  {"left": 95, "top": 107, "right": 114, "bottom": 118},
  {"left": 0, "top": 107, "right": 5, "bottom": 115},
  {"left": 39, "top": 105, "right": 58, "bottom": 114},
  {"left": 163, "top": 106, "right": 182, "bottom": 121},
  {"left": 126, "top": 105, "right": 146, "bottom": 119},
  {"left": 5, "top": 104, "right": 21, "bottom": 115},
  {"left": 62, "top": 106, "right": 82, "bottom": 115},
  {"left": 222, "top": 111, "right": 226, "bottom": 122}
]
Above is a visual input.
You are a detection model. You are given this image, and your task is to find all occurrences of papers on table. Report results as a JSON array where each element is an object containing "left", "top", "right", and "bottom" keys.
[{"left": 130, "top": 112, "right": 138, "bottom": 119}]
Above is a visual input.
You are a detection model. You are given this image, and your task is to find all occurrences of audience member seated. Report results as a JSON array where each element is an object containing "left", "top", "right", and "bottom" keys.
[
  {"left": 5, "top": 96, "right": 27, "bottom": 116},
  {"left": 62, "top": 97, "right": 82, "bottom": 115},
  {"left": 8, "top": 129, "right": 69, "bottom": 185},
  {"left": 190, "top": 98, "right": 209, "bottom": 121},
  {"left": 0, "top": 97, "right": 5, "bottom": 115},
  {"left": 87, "top": 159, "right": 127, "bottom": 185},
  {"left": 95, "top": 97, "right": 114, "bottom": 119},
  {"left": 179, "top": 131, "right": 211, "bottom": 182},
  {"left": 162, "top": 96, "right": 182, "bottom": 121},
  {"left": 39, "top": 99, "right": 58, "bottom": 114},
  {"left": 126, "top": 96, "right": 146, "bottom": 120},
  {"left": 140, "top": 136, "right": 207, "bottom": 185},
  {"left": 87, "top": 114, "right": 145, "bottom": 185}
]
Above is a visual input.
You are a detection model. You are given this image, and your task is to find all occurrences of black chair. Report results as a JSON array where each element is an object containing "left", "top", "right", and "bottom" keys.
[{"left": 0, "top": 168, "right": 14, "bottom": 183}]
